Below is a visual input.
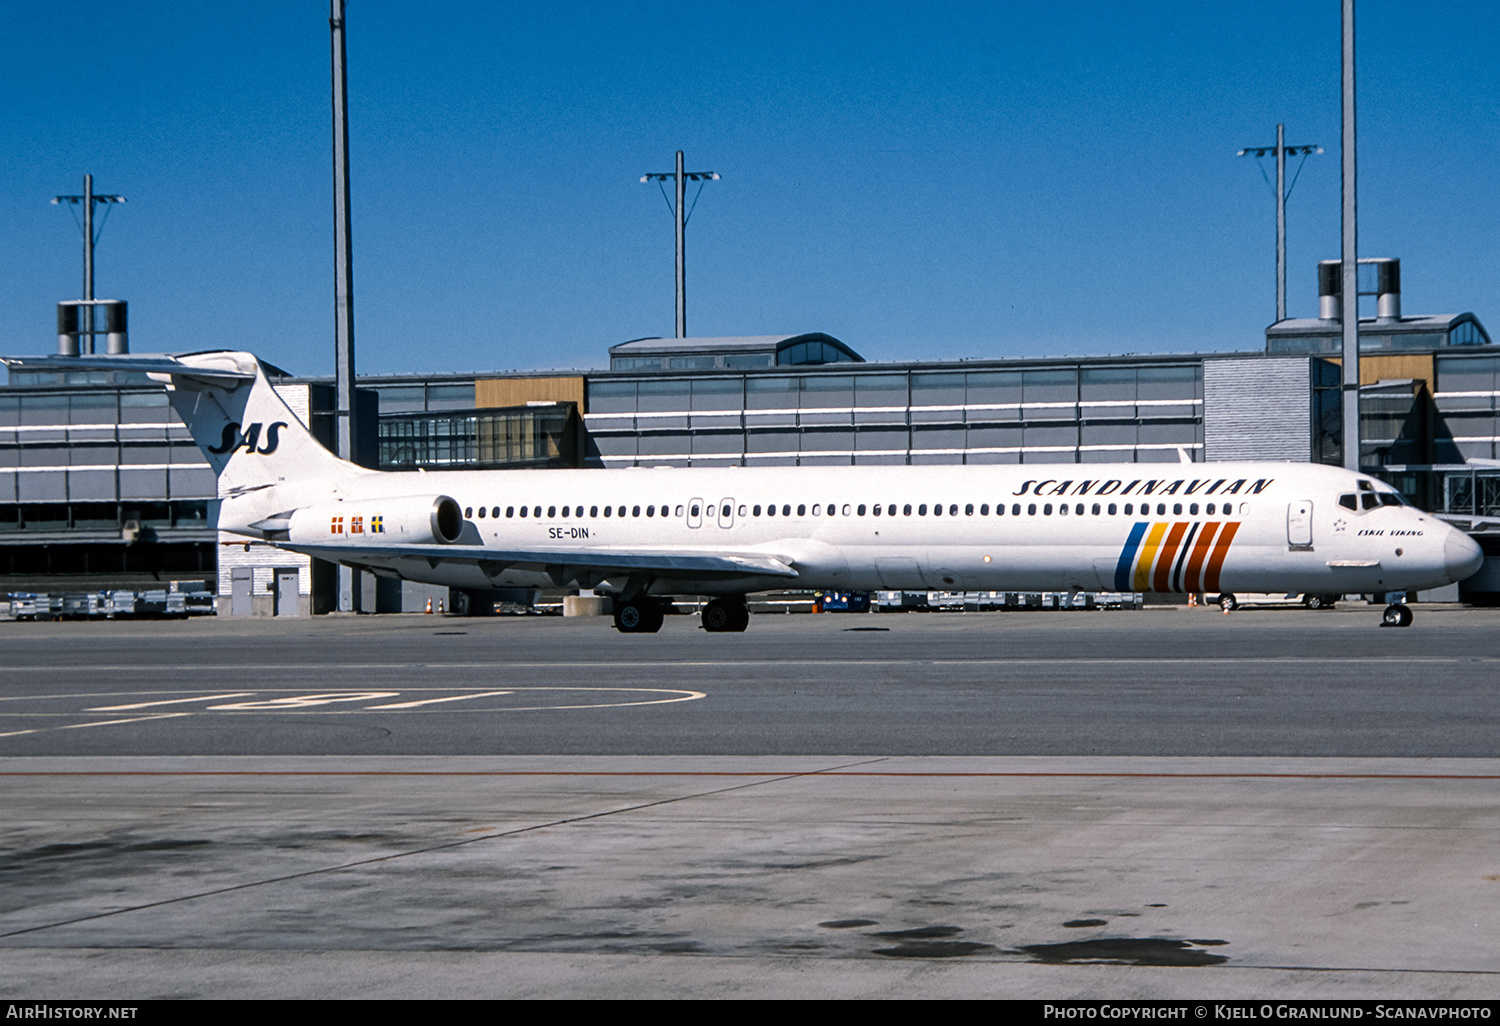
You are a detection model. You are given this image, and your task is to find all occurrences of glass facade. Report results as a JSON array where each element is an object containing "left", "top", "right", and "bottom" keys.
[
  {"left": 1434, "top": 354, "right": 1500, "bottom": 461},
  {"left": 0, "top": 388, "right": 213, "bottom": 505},
  {"left": 378, "top": 406, "right": 579, "bottom": 470},
  {"left": 584, "top": 361, "right": 1203, "bottom": 467}
]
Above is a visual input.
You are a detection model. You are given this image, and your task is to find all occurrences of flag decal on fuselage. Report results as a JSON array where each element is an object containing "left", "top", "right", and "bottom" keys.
[{"left": 1114, "top": 521, "right": 1241, "bottom": 593}]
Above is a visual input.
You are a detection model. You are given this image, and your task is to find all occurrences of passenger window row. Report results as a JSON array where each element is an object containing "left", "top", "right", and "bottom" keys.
[
  {"left": 462, "top": 500, "right": 1240, "bottom": 520},
  {"left": 466, "top": 504, "right": 684, "bottom": 519}
]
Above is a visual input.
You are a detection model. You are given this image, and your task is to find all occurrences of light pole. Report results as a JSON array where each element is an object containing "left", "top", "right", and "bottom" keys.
[
  {"left": 1341, "top": 0, "right": 1360, "bottom": 472},
  {"left": 52, "top": 174, "right": 125, "bottom": 353},
  {"left": 641, "top": 151, "right": 719, "bottom": 338},
  {"left": 331, "top": 0, "right": 359, "bottom": 611},
  {"left": 1238, "top": 127, "right": 1321, "bottom": 323}
]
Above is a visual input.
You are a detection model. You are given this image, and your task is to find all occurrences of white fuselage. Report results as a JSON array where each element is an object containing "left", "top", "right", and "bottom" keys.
[{"left": 230, "top": 460, "right": 1482, "bottom": 599}]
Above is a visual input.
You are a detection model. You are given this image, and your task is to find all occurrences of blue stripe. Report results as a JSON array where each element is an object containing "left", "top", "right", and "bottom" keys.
[{"left": 1114, "top": 521, "right": 1149, "bottom": 591}]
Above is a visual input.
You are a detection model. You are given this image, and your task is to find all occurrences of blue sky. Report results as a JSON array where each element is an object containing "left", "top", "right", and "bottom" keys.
[{"left": 2, "top": 1, "right": 1495, "bottom": 376}]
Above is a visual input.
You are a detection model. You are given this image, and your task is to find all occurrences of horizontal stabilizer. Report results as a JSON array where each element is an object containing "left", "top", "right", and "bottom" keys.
[{"left": 0, "top": 353, "right": 256, "bottom": 386}]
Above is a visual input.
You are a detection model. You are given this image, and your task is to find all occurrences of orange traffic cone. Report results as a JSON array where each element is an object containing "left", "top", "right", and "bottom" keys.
[{"left": 425, "top": 597, "right": 432, "bottom": 614}]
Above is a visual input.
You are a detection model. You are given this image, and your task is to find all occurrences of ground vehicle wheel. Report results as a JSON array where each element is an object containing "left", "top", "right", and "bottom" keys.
[
  {"left": 1218, "top": 593, "right": 1238, "bottom": 611},
  {"left": 1381, "top": 603, "right": 1413, "bottom": 628},
  {"left": 1304, "top": 594, "right": 1325, "bottom": 610}
]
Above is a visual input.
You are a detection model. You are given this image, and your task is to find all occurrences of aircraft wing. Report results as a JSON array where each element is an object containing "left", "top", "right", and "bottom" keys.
[{"left": 285, "top": 542, "right": 801, "bottom": 582}]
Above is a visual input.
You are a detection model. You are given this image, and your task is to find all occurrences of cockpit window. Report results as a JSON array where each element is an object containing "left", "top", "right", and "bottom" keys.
[
  {"left": 1378, "top": 493, "right": 1403, "bottom": 507},
  {"left": 1361, "top": 493, "right": 1379, "bottom": 510},
  {"left": 1339, "top": 494, "right": 1357, "bottom": 511}
]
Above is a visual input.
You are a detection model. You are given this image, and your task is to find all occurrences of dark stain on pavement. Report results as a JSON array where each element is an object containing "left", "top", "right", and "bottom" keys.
[
  {"left": 2, "top": 839, "right": 211, "bottom": 864},
  {"left": 872, "top": 925, "right": 963, "bottom": 939},
  {"left": 1016, "top": 937, "right": 1229, "bottom": 967},
  {"left": 870, "top": 924, "right": 996, "bottom": 958}
]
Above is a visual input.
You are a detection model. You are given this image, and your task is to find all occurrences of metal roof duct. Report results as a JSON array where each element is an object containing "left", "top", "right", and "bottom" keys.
[{"left": 1317, "top": 258, "right": 1400, "bottom": 323}]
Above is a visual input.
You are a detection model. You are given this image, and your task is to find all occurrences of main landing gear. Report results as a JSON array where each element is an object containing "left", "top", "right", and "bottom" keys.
[
  {"left": 612, "top": 595, "right": 750, "bottom": 633},
  {"left": 1381, "top": 603, "right": 1414, "bottom": 628},
  {"left": 613, "top": 598, "right": 665, "bottom": 634},
  {"left": 701, "top": 597, "right": 749, "bottom": 633}
]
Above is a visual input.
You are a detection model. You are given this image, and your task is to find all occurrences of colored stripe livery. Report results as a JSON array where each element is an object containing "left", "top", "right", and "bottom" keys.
[{"left": 1114, "top": 521, "right": 1240, "bottom": 593}]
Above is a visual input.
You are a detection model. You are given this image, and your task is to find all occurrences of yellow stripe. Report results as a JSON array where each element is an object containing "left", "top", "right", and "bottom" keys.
[{"left": 1132, "top": 522, "right": 1168, "bottom": 591}]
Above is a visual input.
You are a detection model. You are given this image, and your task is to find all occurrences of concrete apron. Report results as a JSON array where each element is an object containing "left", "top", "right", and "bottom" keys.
[{"left": 1, "top": 755, "right": 1496, "bottom": 999}]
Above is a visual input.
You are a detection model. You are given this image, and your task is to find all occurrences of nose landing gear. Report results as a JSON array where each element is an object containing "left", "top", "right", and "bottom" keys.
[{"left": 1381, "top": 603, "right": 1413, "bottom": 628}]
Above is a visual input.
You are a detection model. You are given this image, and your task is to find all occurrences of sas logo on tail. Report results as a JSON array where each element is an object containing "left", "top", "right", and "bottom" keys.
[
  {"left": 208, "top": 421, "right": 287, "bottom": 456},
  {"left": 1115, "top": 520, "right": 1240, "bottom": 593}
]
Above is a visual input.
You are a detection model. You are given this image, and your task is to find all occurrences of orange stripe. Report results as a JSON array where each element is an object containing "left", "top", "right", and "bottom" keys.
[
  {"left": 1152, "top": 522, "right": 1190, "bottom": 593},
  {"left": 1183, "top": 521, "right": 1222, "bottom": 592},
  {"left": 1203, "top": 521, "right": 1241, "bottom": 593},
  {"left": 1132, "top": 522, "right": 1168, "bottom": 591}
]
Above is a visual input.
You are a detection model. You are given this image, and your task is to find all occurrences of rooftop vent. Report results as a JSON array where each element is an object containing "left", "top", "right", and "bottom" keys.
[{"left": 1318, "top": 258, "right": 1400, "bottom": 323}]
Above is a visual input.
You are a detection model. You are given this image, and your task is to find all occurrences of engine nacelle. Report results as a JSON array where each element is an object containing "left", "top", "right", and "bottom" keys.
[{"left": 286, "top": 494, "right": 463, "bottom": 546}]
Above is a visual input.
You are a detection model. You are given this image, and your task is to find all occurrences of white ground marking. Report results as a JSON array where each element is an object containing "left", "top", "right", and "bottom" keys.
[
  {"left": 0, "top": 713, "right": 191, "bottom": 738},
  {"left": 364, "top": 691, "right": 514, "bottom": 709},
  {"left": 0, "top": 689, "right": 709, "bottom": 735},
  {"left": 87, "top": 693, "right": 256, "bottom": 712},
  {"left": 209, "top": 692, "right": 401, "bottom": 710}
]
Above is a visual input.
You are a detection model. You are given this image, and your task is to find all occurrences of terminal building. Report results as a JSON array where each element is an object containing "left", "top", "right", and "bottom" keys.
[{"left": 5, "top": 258, "right": 1500, "bottom": 611}]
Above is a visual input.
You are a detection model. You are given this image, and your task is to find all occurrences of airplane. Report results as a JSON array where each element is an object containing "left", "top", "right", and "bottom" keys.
[{"left": 5, "top": 350, "right": 1484, "bottom": 631}]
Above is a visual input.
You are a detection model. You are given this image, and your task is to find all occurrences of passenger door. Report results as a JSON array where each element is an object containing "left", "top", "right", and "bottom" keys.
[{"left": 1287, "top": 500, "right": 1313, "bottom": 549}]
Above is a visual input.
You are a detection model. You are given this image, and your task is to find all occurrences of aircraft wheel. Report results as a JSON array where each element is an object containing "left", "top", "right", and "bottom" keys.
[
  {"left": 1304, "top": 594, "right": 1326, "bottom": 610},
  {"left": 641, "top": 601, "right": 665, "bottom": 633},
  {"left": 1218, "top": 593, "right": 1238, "bottom": 612},
  {"left": 702, "top": 598, "right": 749, "bottom": 633},
  {"left": 614, "top": 600, "right": 664, "bottom": 634},
  {"left": 613, "top": 602, "right": 644, "bottom": 632},
  {"left": 1381, "top": 603, "right": 1413, "bottom": 628},
  {"left": 728, "top": 601, "right": 750, "bottom": 632}
]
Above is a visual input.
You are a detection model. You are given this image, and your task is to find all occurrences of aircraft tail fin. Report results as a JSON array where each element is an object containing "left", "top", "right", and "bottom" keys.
[{"left": 155, "top": 351, "right": 355, "bottom": 495}]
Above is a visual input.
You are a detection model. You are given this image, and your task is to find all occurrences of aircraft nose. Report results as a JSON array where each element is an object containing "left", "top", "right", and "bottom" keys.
[{"left": 1444, "top": 529, "right": 1484, "bottom": 582}]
